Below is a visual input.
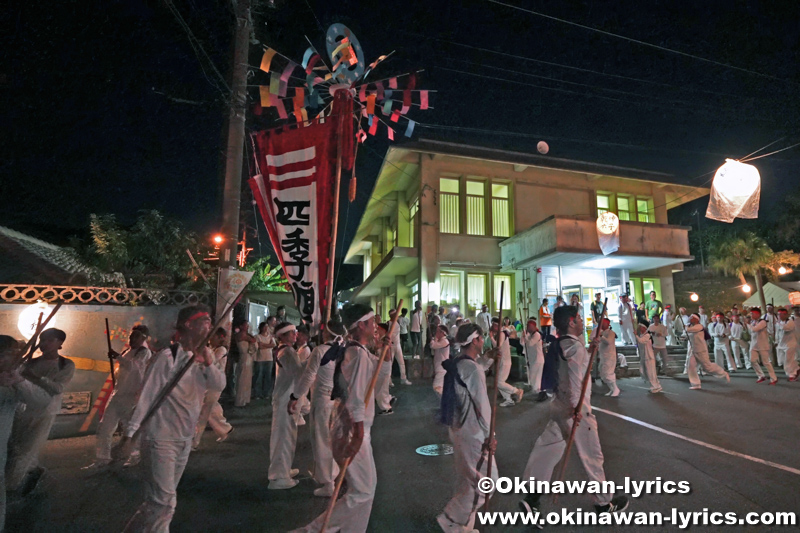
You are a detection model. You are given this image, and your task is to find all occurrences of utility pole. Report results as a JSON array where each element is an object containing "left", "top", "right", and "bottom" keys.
[
  {"left": 220, "top": 0, "right": 252, "bottom": 268},
  {"left": 693, "top": 210, "right": 705, "bottom": 272}
]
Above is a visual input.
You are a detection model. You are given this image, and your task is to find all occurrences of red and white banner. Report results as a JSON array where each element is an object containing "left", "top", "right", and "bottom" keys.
[{"left": 249, "top": 92, "right": 353, "bottom": 325}]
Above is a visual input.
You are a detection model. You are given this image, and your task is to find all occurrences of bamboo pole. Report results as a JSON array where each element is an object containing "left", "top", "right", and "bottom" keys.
[
  {"left": 482, "top": 282, "right": 504, "bottom": 512},
  {"left": 105, "top": 318, "right": 116, "bottom": 387}
]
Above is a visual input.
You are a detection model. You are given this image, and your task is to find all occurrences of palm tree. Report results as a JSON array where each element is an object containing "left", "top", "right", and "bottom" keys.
[{"left": 710, "top": 232, "right": 800, "bottom": 311}]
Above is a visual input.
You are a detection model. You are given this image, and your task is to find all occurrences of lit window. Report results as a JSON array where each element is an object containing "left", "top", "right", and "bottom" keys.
[
  {"left": 439, "top": 178, "right": 460, "bottom": 234},
  {"left": 467, "top": 273, "right": 487, "bottom": 317},
  {"left": 597, "top": 193, "right": 611, "bottom": 218},
  {"left": 637, "top": 197, "right": 653, "bottom": 223},
  {"left": 440, "top": 272, "right": 461, "bottom": 308},
  {"left": 466, "top": 181, "right": 485, "bottom": 235},
  {"left": 617, "top": 195, "right": 633, "bottom": 221},
  {"left": 492, "top": 183, "right": 511, "bottom": 237},
  {"left": 409, "top": 198, "right": 419, "bottom": 248},
  {"left": 493, "top": 274, "right": 512, "bottom": 315}
]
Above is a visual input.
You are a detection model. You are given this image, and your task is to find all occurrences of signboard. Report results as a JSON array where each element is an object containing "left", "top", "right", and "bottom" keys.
[{"left": 61, "top": 391, "right": 92, "bottom": 415}]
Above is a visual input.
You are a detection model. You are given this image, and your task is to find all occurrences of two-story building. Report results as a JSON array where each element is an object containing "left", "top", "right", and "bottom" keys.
[{"left": 344, "top": 140, "right": 708, "bottom": 337}]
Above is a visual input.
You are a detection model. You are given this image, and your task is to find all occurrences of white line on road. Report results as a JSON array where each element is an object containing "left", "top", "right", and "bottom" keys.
[
  {"left": 594, "top": 407, "right": 800, "bottom": 477},
  {"left": 625, "top": 384, "right": 679, "bottom": 396}
]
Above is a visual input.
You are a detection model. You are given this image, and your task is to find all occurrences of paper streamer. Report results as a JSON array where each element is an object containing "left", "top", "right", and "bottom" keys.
[
  {"left": 420, "top": 90, "right": 429, "bottom": 110},
  {"left": 280, "top": 62, "right": 297, "bottom": 97},
  {"left": 400, "top": 105, "right": 410, "bottom": 115},
  {"left": 403, "top": 73, "right": 416, "bottom": 109},
  {"left": 376, "top": 83, "right": 384, "bottom": 101},
  {"left": 274, "top": 98, "right": 287, "bottom": 120},
  {"left": 405, "top": 120, "right": 415, "bottom": 137},
  {"left": 385, "top": 89, "right": 393, "bottom": 99},
  {"left": 260, "top": 48, "right": 278, "bottom": 73},
  {"left": 366, "top": 94, "right": 377, "bottom": 115},
  {"left": 305, "top": 54, "right": 321, "bottom": 75},
  {"left": 382, "top": 101, "right": 393, "bottom": 115},
  {"left": 259, "top": 86, "right": 271, "bottom": 107},
  {"left": 387, "top": 126, "right": 395, "bottom": 141},
  {"left": 390, "top": 110, "right": 401, "bottom": 123},
  {"left": 358, "top": 85, "right": 367, "bottom": 102},
  {"left": 269, "top": 73, "right": 280, "bottom": 95},
  {"left": 369, "top": 119, "right": 378, "bottom": 136},
  {"left": 389, "top": 77, "right": 398, "bottom": 89},
  {"left": 302, "top": 47, "right": 315, "bottom": 69}
]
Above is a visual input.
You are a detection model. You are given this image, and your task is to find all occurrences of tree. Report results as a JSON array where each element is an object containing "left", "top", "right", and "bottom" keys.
[
  {"left": 710, "top": 232, "right": 800, "bottom": 311},
  {"left": 244, "top": 256, "right": 288, "bottom": 292}
]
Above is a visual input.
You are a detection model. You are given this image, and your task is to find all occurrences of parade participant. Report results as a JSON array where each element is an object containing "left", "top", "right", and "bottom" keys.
[
  {"left": 646, "top": 291, "right": 663, "bottom": 323},
  {"left": 728, "top": 314, "right": 748, "bottom": 370},
  {"left": 83, "top": 325, "right": 153, "bottom": 470},
  {"left": 676, "top": 307, "right": 691, "bottom": 348},
  {"left": 597, "top": 318, "right": 620, "bottom": 397},
  {"left": 776, "top": 308, "right": 799, "bottom": 381},
  {"left": 233, "top": 318, "right": 255, "bottom": 407},
  {"left": 438, "top": 307, "right": 448, "bottom": 327},
  {"left": 538, "top": 299, "right": 552, "bottom": 339},
  {"left": 118, "top": 305, "right": 224, "bottom": 532},
  {"left": 193, "top": 328, "right": 232, "bottom": 449},
  {"left": 6, "top": 328, "right": 75, "bottom": 495},
  {"left": 397, "top": 308, "right": 410, "bottom": 354},
  {"left": 648, "top": 315, "right": 670, "bottom": 375},
  {"left": 288, "top": 320, "right": 347, "bottom": 497},
  {"left": 636, "top": 324, "right": 663, "bottom": 393},
  {"left": 521, "top": 318, "right": 544, "bottom": 393},
  {"left": 686, "top": 313, "right": 730, "bottom": 390},
  {"left": 520, "top": 306, "right": 628, "bottom": 518},
  {"left": 389, "top": 309, "right": 411, "bottom": 386},
  {"left": 617, "top": 294, "right": 636, "bottom": 345},
  {"left": 410, "top": 301, "right": 423, "bottom": 359},
  {"left": 295, "top": 325, "right": 312, "bottom": 419},
  {"left": 710, "top": 313, "right": 736, "bottom": 372},
  {"left": 253, "top": 317, "right": 277, "bottom": 400},
  {"left": 662, "top": 305, "right": 676, "bottom": 345},
  {"left": 374, "top": 323, "right": 396, "bottom": 415},
  {"left": 431, "top": 324, "right": 451, "bottom": 397},
  {"left": 437, "top": 323, "right": 498, "bottom": 532},
  {"left": 449, "top": 317, "right": 463, "bottom": 341},
  {"left": 268, "top": 322, "right": 304, "bottom": 489},
  {"left": 748, "top": 308, "right": 778, "bottom": 384},
  {"left": 476, "top": 304, "right": 492, "bottom": 336},
  {"left": 290, "top": 303, "right": 384, "bottom": 533},
  {"left": 490, "top": 318, "right": 524, "bottom": 407},
  {"left": 698, "top": 306, "right": 709, "bottom": 328}
]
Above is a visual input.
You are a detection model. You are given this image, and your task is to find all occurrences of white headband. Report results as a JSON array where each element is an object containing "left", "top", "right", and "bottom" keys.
[
  {"left": 348, "top": 311, "right": 374, "bottom": 330},
  {"left": 276, "top": 324, "right": 297, "bottom": 337},
  {"left": 459, "top": 331, "right": 480, "bottom": 347}
]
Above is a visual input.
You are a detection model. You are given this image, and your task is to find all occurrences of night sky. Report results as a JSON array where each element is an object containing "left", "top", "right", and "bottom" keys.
[{"left": 3, "top": 0, "right": 799, "bottom": 257}]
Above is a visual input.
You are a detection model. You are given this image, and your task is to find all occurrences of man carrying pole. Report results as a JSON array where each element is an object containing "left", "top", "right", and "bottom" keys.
[{"left": 519, "top": 305, "right": 628, "bottom": 517}]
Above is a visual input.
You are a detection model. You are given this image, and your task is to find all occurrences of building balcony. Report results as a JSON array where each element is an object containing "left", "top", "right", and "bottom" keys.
[
  {"left": 350, "top": 246, "right": 419, "bottom": 300},
  {"left": 499, "top": 215, "right": 692, "bottom": 272}
]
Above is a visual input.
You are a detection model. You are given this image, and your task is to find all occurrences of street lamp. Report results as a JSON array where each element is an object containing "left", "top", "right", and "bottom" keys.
[
  {"left": 212, "top": 234, "right": 224, "bottom": 245},
  {"left": 742, "top": 284, "right": 751, "bottom": 293},
  {"left": 778, "top": 266, "right": 787, "bottom": 275},
  {"left": 690, "top": 293, "right": 699, "bottom": 302}
]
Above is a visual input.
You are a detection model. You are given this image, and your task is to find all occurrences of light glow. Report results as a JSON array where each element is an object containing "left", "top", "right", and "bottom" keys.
[
  {"left": 706, "top": 159, "right": 761, "bottom": 223},
  {"left": 17, "top": 300, "right": 56, "bottom": 340},
  {"left": 596, "top": 212, "right": 620, "bottom": 235},
  {"left": 690, "top": 293, "right": 699, "bottom": 302},
  {"left": 581, "top": 257, "right": 624, "bottom": 269},
  {"left": 742, "top": 284, "right": 751, "bottom": 293},
  {"left": 212, "top": 234, "right": 224, "bottom": 245},
  {"left": 778, "top": 266, "right": 787, "bottom": 275}
]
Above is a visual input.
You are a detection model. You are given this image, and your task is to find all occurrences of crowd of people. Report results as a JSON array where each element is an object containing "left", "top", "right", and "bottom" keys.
[{"left": 0, "top": 289, "right": 797, "bottom": 532}]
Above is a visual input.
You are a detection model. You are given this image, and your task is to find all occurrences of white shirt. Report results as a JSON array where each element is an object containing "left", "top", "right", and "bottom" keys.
[
  {"left": 521, "top": 330, "right": 543, "bottom": 360},
  {"left": 114, "top": 345, "right": 152, "bottom": 398},
  {"left": 557, "top": 335, "right": 592, "bottom": 412},
  {"left": 431, "top": 336, "right": 451, "bottom": 389},
  {"left": 698, "top": 313, "right": 709, "bottom": 328},
  {"left": 709, "top": 322, "right": 729, "bottom": 345},
  {"left": 273, "top": 345, "right": 304, "bottom": 405},
  {"left": 748, "top": 319, "right": 770, "bottom": 351},
  {"left": 410, "top": 311, "right": 422, "bottom": 333},
  {"left": 687, "top": 324, "right": 709, "bottom": 356},
  {"left": 451, "top": 356, "right": 492, "bottom": 440},
  {"left": 17, "top": 356, "right": 76, "bottom": 417},
  {"left": 476, "top": 312, "right": 492, "bottom": 333},
  {"left": 294, "top": 343, "right": 336, "bottom": 398},
  {"left": 765, "top": 312, "right": 776, "bottom": 336},
  {"left": 397, "top": 316, "right": 409, "bottom": 335},
  {"left": 647, "top": 324, "right": 667, "bottom": 349},
  {"left": 777, "top": 320, "right": 797, "bottom": 350},
  {"left": 490, "top": 331, "right": 512, "bottom": 367},
  {"left": 343, "top": 342, "right": 378, "bottom": 428},
  {"left": 126, "top": 345, "right": 224, "bottom": 441},
  {"left": 297, "top": 343, "right": 311, "bottom": 364},
  {"left": 598, "top": 328, "right": 617, "bottom": 359},
  {"left": 618, "top": 302, "right": 635, "bottom": 325},
  {"left": 729, "top": 322, "right": 744, "bottom": 340},
  {"left": 255, "top": 333, "right": 274, "bottom": 362},
  {"left": 636, "top": 332, "right": 655, "bottom": 359}
]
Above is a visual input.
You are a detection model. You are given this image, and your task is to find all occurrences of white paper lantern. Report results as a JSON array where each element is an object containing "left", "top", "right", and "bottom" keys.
[
  {"left": 17, "top": 300, "right": 56, "bottom": 340},
  {"left": 705, "top": 159, "right": 761, "bottom": 223},
  {"left": 596, "top": 212, "right": 620, "bottom": 255},
  {"left": 537, "top": 141, "right": 549, "bottom": 154}
]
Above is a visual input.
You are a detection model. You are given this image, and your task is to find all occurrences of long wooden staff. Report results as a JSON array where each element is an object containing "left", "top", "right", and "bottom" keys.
[
  {"left": 482, "top": 282, "right": 504, "bottom": 512},
  {"left": 320, "top": 299, "right": 403, "bottom": 532},
  {"left": 19, "top": 302, "right": 63, "bottom": 365},
  {"left": 554, "top": 298, "right": 607, "bottom": 502},
  {"left": 104, "top": 318, "right": 116, "bottom": 387},
  {"left": 131, "top": 287, "right": 248, "bottom": 441}
]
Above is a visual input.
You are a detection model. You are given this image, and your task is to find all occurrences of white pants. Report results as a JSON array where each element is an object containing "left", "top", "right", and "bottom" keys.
[
  {"left": 713, "top": 342, "right": 735, "bottom": 371},
  {"left": 639, "top": 351, "right": 661, "bottom": 391},
  {"left": 750, "top": 348, "right": 777, "bottom": 381},
  {"left": 96, "top": 393, "right": 138, "bottom": 461},
  {"left": 123, "top": 439, "right": 192, "bottom": 533},
  {"left": 268, "top": 392, "right": 298, "bottom": 481},
  {"left": 653, "top": 347, "right": 669, "bottom": 373},
  {"left": 375, "top": 361, "right": 392, "bottom": 411},
  {"left": 620, "top": 322, "right": 636, "bottom": 345},
  {"left": 440, "top": 427, "right": 498, "bottom": 532},
  {"left": 526, "top": 350, "right": 544, "bottom": 392},
  {"left": 776, "top": 344, "right": 786, "bottom": 366},
  {"left": 778, "top": 347, "right": 799, "bottom": 378},
  {"left": 496, "top": 356, "right": 516, "bottom": 402},
  {"left": 310, "top": 387, "right": 339, "bottom": 486},
  {"left": 599, "top": 352, "right": 617, "bottom": 393},
  {"left": 392, "top": 343, "right": 407, "bottom": 380},
  {"left": 194, "top": 390, "right": 232, "bottom": 447},
  {"left": 291, "top": 429, "right": 376, "bottom": 533},
  {"left": 524, "top": 405, "right": 613, "bottom": 506},
  {"left": 234, "top": 354, "right": 253, "bottom": 407},
  {"left": 730, "top": 339, "right": 747, "bottom": 368},
  {"left": 688, "top": 350, "right": 727, "bottom": 387},
  {"left": 6, "top": 411, "right": 56, "bottom": 491}
]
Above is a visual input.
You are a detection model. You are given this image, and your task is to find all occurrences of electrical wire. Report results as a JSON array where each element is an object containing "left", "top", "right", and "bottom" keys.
[
  {"left": 484, "top": 0, "right": 798, "bottom": 85},
  {"left": 740, "top": 141, "right": 800, "bottom": 162}
]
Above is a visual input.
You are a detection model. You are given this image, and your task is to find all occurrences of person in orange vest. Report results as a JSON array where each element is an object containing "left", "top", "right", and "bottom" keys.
[{"left": 538, "top": 299, "right": 552, "bottom": 339}]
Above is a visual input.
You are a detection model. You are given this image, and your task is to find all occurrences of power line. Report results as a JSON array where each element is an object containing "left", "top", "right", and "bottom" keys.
[
  {"left": 484, "top": 0, "right": 798, "bottom": 85},
  {"left": 741, "top": 141, "right": 800, "bottom": 162}
]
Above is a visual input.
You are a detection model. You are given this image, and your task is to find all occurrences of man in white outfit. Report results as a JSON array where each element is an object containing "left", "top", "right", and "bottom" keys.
[
  {"left": 476, "top": 304, "right": 492, "bottom": 337},
  {"left": 193, "top": 327, "right": 232, "bottom": 448},
  {"left": 709, "top": 313, "right": 735, "bottom": 372},
  {"left": 118, "top": 305, "right": 225, "bottom": 533},
  {"left": 661, "top": 306, "right": 676, "bottom": 345},
  {"left": 728, "top": 314, "right": 748, "bottom": 370},
  {"left": 389, "top": 309, "right": 411, "bottom": 385},
  {"left": 597, "top": 318, "right": 619, "bottom": 397},
  {"left": 617, "top": 294, "right": 636, "bottom": 345},
  {"left": 521, "top": 318, "right": 544, "bottom": 393},
  {"left": 374, "top": 323, "right": 396, "bottom": 416},
  {"left": 490, "top": 318, "right": 523, "bottom": 407},
  {"left": 776, "top": 308, "right": 799, "bottom": 381},
  {"left": 410, "top": 301, "right": 423, "bottom": 358},
  {"left": 437, "top": 323, "right": 498, "bottom": 532},
  {"left": 698, "top": 306, "right": 709, "bottom": 328},
  {"left": 431, "top": 325, "right": 451, "bottom": 397},
  {"left": 648, "top": 315, "right": 670, "bottom": 375},
  {"left": 84, "top": 325, "right": 152, "bottom": 470},
  {"left": 686, "top": 313, "right": 730, "bottom": 390},
  {"left": 290, "top": 303, "right": 386, "bottom": 533},
  {"left": 268, "top": 322, "right": 304, "bottom": 489},
  {"left": 748, "top": 308, "right": 778, "bottom": 385},
  {"left": 636, "top": 324, "right": 662, "bottom": 393},
  {"left": 289, "top": 320, "right": 346, "bottom": 497},
  {"left": 520, "top": 306, "right": 628, "bottom": 518}
]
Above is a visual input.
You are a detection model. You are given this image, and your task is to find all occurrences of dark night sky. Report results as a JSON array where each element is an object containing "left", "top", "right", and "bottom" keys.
[{"left": 3, "top": 0, "right": 799, "bottom": 256}]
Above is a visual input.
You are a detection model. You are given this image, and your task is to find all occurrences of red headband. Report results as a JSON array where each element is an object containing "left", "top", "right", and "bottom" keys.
[{"left": 186, "top": 311, "right": 210, "bottom": 323}]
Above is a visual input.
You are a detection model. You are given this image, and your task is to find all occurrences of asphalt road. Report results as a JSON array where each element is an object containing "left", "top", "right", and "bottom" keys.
[{"left": 8, "top": 370, "right": 799, "bottom": 532}]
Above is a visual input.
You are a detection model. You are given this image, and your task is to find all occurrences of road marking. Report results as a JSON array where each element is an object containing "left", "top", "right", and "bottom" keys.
[
  {"left": 594, "top": 407, "right": 800, "bottom": 477},
  {"left": 625, "top": 384, "right": 679, "bottom": 396}
]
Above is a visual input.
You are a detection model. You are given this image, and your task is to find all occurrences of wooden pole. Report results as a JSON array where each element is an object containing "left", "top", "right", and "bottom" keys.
[
  {"left": 553, "top": 298, "right": 607, "bottom": 503},
  {"left": 482, "top": 281, "right": 504, "bottom": 512},
  {"left": 320, "top": 299, "right": 403, "bottom": 532},
  {"left": 105, "top": 318, "right": 116, "bottom": 387},
  {"left": 20, "top": 302, "right": 63, "bottom": 365}
]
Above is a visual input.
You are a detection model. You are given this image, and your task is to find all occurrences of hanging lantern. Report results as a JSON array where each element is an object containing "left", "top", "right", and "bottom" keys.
[
  {"left": 705, "top": 159, "right": 761, "bottom": 223},
  {"left": 789, "top": 291, "right": 800, "bottom": 306},
  {"left": 17, "top": 300, "right": 56, "bottom": 340},
  {"left": 596, "top": 212, "right": 620, "bottom": 256}
]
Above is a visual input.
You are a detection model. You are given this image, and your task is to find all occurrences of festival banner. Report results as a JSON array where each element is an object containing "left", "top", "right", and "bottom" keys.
[{"left": 248, "top": 92, "right": 353, "bottom": 325}]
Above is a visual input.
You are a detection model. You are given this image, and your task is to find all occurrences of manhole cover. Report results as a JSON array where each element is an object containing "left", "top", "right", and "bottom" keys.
[{"left": 415, "top": 444, "right": 453, "bottom": 456}]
